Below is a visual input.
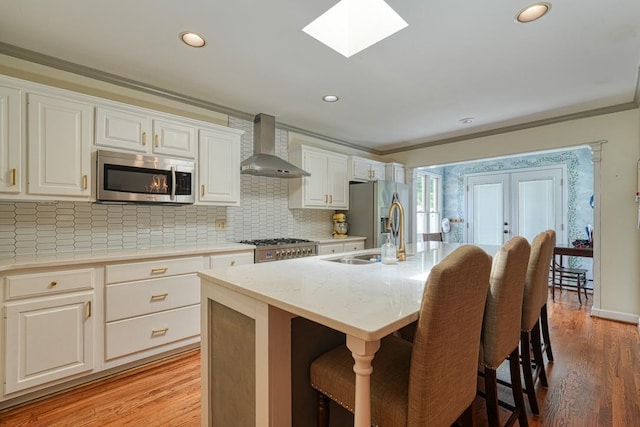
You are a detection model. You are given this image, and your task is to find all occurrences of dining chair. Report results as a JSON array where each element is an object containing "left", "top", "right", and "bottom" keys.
[
  {"left": 310, "top": 245, "right": 492, "bottom": 427},
  {"left": 520, "top": 231, "right": 555, "bottom": 415},
  {"left": 422, "top": 232, "right": 443, "bottom": 242},
  {"left": 479, "top": 236, "right": 530, "bottom": 427}
]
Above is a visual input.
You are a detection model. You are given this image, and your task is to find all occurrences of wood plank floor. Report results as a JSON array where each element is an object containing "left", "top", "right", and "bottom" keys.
[{"left": 0, "top": 290, "right": 638, "bottom": 426}]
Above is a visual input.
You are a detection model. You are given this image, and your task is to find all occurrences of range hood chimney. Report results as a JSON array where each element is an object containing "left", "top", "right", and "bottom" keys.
[{"left": 240, "top": 113, "right": 310, "bottom": 178}]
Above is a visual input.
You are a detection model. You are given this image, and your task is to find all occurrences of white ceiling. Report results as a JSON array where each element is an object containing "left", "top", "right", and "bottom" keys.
[{"left": 1, "top": 0, "right": 639, "bottom": 152}]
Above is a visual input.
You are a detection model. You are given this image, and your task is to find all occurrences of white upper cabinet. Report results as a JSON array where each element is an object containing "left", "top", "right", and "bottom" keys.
[
  {"left": 198, "top": 126, "right": 244, "bottom": 206},
  {"left": 385, "top": 162, "right": 405, "bottom": 184},
  {"left": 152, "top": 118, "right": 196, "bottom": 159},
  {"left": 348, "top": 156, "right": 386, "bottom": 182},
  {"left": 289, "top": 145, "right": 348, "bottom": 209},
  {"left": 0, "top": 85, "right": 22, "bottom": 194},
  {"left": 95, "top": 106, "right": 196, "bottom": 159},
  {"left": 95, "top": 106, "right": 151, "bottom": 153},
  {"left": 27, "top": 93, "right": 92, "bottom": 199}
]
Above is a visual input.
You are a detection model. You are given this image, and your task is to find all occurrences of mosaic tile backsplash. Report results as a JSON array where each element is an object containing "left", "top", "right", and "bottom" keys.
[{"left": 0, "top": 116, "right": 333, "bottom": 256}]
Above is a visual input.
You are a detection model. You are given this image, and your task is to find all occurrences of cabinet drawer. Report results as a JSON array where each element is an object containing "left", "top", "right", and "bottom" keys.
[
  {"left": 344, "top": 241, "right": 365, "bottom": 252},
  {"left": 105, "top": 256, "right": 204, "bottom": 284},
  {"left": 209, "top": 252, "right": 254, "bottom": 268},
  {"left": 318, "top": 243, "right": 344, "bottom": 255},
  {"left": 106, "top": 274, "right": 199, "bottom": 322},
  {"left": 4, "top": 268, "right": 94, "bottom": 300},
  {"left": 105, "top": 305, "right": 200, "bottom": 360}
]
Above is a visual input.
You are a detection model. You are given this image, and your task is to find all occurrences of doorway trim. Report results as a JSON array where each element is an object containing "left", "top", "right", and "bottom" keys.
[{"left": 588, "top": 141, "right": 604, "bottom": 317}]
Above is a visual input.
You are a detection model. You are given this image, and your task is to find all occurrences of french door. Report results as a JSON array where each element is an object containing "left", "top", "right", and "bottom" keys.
[{"left": 466, "top": 167, "right": 566, "bottom": 245}]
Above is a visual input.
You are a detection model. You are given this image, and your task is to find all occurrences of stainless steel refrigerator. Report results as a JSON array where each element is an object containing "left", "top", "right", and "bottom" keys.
[{"left": 347, "top": 180, "right": 410, "bottom": 249}]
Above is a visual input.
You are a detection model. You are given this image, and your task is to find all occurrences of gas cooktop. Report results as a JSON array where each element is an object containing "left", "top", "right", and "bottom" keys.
[
  {"left": 239, "top": 238, "right": 318, "bottom": 262},
  {"left": 238, "top": 238, "right": 314, "bottom": 246}
]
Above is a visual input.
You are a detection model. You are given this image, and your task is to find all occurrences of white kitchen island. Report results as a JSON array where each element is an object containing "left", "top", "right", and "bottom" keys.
[{"left": 199, "top": 242, "right": 492, "bottom": 427}]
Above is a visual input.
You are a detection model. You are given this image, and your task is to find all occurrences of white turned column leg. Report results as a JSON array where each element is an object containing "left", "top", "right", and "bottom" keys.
[{"left": 346, "top": 336, "right": 381, "bottom": 427}]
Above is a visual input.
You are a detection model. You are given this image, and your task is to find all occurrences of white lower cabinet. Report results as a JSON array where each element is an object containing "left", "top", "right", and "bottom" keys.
[
  {"left": 318, "top": 239, "right": 366, "bottom": 255},
  {"left": 104, "top": 256, "right": 205, "bottom": 363},
  {"left": 0, "top": 249, "right": 254, "bottom": 405},
  {"left": 2, "top": 268, "right": 95, "bottom": 396}
]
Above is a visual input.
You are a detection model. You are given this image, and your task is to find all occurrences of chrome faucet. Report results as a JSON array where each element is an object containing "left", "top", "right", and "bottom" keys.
[{"left": 387, "top": 200, "right": 406, "bottom": 261}]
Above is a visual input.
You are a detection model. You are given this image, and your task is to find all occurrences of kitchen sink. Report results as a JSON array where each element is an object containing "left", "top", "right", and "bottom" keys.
[{"left": 325, "top": 253, "right": 380, "bottom": 264}]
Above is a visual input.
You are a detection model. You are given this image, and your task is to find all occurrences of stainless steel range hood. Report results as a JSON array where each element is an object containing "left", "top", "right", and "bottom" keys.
[{"left": 240, "top": 113, "right": 310, "bottom": 178}]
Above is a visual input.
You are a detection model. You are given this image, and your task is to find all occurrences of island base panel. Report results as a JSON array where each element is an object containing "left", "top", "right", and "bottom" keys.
[{"left": 209, "top": 300, "right": 255, "bottom": 427}]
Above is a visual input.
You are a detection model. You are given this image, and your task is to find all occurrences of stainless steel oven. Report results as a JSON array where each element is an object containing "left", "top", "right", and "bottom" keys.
[
  {"left": 239, "top": 238, "right": 318, "bottom": 263},
  {"left": 96, "top": 150, "right": 195, "bottom": 204}
]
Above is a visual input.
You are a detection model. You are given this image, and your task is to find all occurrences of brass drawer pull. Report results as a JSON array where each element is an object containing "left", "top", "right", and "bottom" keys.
[
  {"left": 201, "top": 184, "right": 205, "bottom": 197},
  {"left": 154, "top": 134, "right": 159, "bottom": 147},
  {"left": 150, "top": 293, "right": 169, "bottom": 301},
  {"left": 151, "top": 328, "right": 169, "bottom": 336},
  {"left": 230, "top": 260, "right": 236, "bottom": 267},
  {"left": 82, "top": 175, "right": 88, "bottom": 190},
  {"left": 151, "top": 267, "right": 168, "bottom": 274},
  {"left": 11, "top": 168, "right": 16, "bottom": 186},
  {"left": 49, "top": 281, "right": 57, "bottom": 287},
  {"left": 86, "top": 301, "right": 92, "bottom": 318},
  {"left": 142, "top": 131, "right": 147, "bottom": 146}
]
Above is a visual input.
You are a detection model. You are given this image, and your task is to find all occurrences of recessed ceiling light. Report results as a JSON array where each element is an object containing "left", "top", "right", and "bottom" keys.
[
  {"left": 516, "top": 3, "right": 551, "bottom": 23},
  {"left": 180, "top": 31, "right": 206, "bottom": 47},
  {"left": 323, "top": 95, "right": 339, "bottom": 102},
  {"left": 302, "top": 0, "right": 408, "bottom": 58},
  {"left": 459, "top": 117, "right": 474, "bottom": 125}
]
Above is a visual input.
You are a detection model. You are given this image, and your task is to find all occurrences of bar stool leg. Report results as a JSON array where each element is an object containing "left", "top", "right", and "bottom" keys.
[{"left": 540, "top": 304, "right": 554, "bottom": 362}]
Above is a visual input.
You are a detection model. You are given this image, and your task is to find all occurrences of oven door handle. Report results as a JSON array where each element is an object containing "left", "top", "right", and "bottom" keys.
[{"left": 170, "top": 166, "right": 176, "bottom": 201}]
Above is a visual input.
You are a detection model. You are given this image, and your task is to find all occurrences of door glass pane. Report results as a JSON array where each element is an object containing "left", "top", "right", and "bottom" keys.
[
  {"left": 474, "top": 183, "right": 504, "bottom": 245},
  {"left": 518, "top": 180, "right": 554, "bottom": 242}
]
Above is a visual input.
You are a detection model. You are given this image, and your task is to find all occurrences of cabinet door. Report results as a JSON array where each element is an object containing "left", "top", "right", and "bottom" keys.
[
  {"left": 386, "top": 163, "right": 405, "bottom": 183},
  {"left": 95, "top": 106, "right": 151, "bottom": 153},
  {"left": 5, "top": 292, "right": 94, "bottom": 394},
  {"left": 198, "top": 128, "right": 241, "bottom": 205},
  {"left": 370, "top": 161, "right": 386, "bottom": 181},
  {"left": 350, "top": 157, "right": 371, "bottom": 182},
  {"left": 327, "top": 154, "right": 348, "bottom": 209},
  {"left": 302, "top": 149, "right": 329, "bottom": 207},
  {"left": 152, "top": 118, "right": 196, "bottom": 159},
  {"left": 0, "top": 85, "right": 22, "bottom": 194},
  {"left": 27, "top": 93, "right": 92, "bottom": 198}
]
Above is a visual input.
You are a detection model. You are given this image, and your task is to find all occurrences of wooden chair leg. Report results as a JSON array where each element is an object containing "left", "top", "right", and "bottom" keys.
[
  {"left": 459, "top": 400, "right": 476, "bottom": 427},
  {"left": 484, "top": 367, "right": 500, "bottom": 427},
  {"left": 509, "top": 348, "right": 529, "bottom": 427},
  {"left": 540, "top": 304, "right": 554, "bottom": 362},
  {"left": 577, "top": 277, "right": 583, "bottom": 304},
  {"left": 531, "top": 321, "right": 548, "bottom": 388},
  {"left": 317, "top": 391, "right": 330, "bottom": 427},
  {"left": 520, "top": 330, "right": 540, "bottom": 415}
]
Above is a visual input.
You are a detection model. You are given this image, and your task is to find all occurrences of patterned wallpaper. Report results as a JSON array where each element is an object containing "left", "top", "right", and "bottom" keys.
[
  {"left": 0, "top": 116, "right": 333, "bottom": 257},
  {"left": 438, "top": 147, "right": 594, "bottom": 270}
]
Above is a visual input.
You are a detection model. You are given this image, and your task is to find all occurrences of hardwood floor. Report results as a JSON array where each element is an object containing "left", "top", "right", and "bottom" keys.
[{"left": 0, "top": 289, "right": 638, "bottom": 426}]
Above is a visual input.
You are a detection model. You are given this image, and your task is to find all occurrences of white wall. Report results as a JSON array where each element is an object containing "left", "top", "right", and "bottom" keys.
[{"left": 385, "top": 110, "right": 640, "bottom": 322}]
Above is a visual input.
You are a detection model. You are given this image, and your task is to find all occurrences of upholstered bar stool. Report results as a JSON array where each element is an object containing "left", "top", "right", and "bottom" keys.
[
  {"left": 541, "top": 230, "right": 557, "bottom": 361},
  {"left": 479, "top": 236, "right": 530, "bottom": 427},
  {"left": 310, "top": 245, "right": 492, "bottom": 427},
  {"left": 520, "top": 231, "right": 555, "bottom": 415}
]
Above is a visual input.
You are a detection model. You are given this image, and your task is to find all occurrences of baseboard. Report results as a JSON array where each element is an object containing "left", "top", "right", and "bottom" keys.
[{"left": 591, "top": 307, "right": 640, "bottom": 325}]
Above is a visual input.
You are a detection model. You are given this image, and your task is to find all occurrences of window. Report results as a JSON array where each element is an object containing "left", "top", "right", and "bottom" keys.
[{"left": 416, "top": 171, "right": 442, "bottom": 239}]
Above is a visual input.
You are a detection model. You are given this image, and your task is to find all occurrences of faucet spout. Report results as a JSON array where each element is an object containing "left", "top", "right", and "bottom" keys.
[{"left": 387, "top": 201, "right": 406, "bottom": 261}]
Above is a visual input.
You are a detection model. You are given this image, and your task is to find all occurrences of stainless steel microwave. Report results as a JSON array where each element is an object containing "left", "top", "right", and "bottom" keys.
[{"left": 96, "top": 150, "right": 195, "bottom": 204}]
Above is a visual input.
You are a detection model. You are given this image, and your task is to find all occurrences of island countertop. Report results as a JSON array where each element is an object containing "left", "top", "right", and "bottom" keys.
[{"left": 199, "top": 242, "right": 495, "bottom": 342}]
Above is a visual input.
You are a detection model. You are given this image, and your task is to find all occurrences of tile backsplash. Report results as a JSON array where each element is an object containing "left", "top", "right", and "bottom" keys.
[{"left": 0, "top": 116, "right": 333, "bottom": 256}]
